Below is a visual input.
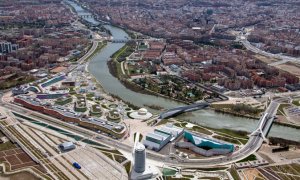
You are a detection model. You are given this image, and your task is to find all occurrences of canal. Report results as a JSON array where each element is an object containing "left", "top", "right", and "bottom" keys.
[{"left": 67, "top": 0, "right": 300, "bottom": 142}]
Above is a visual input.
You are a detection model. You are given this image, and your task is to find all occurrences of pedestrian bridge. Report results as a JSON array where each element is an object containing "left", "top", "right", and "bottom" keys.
[
  {"left": 250, "top": 101, "right": 279, "bottom": 140},
  {"left": 159, "top": 102, "right": 210, "bottom": 119}
]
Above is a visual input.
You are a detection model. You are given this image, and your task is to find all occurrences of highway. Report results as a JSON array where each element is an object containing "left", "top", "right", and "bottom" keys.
[
  {"left": 239, "top": 38, "right": 300, "bottom": 66},
  {"left": 0, "top": 99, "right": 280, "bottom": 167}
]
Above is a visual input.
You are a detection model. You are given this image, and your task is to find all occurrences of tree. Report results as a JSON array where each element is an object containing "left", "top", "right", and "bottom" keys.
[{"left": 206, "top": 9, "right": 213, "bottom": 16}]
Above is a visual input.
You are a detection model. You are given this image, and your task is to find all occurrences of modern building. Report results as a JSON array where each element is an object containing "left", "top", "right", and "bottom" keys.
[
  {"left": 12, "top": 86, "right": 29, "bottom": 96},
  {"left": 59, "top": 142, "right": 76, "bottom": 151},
  {"left": 40, "top": 75, "right": 66, "bottom": 88},
  {"left": 61, "top": 79, "right": 76, "bottom": 87},
  {"left": 143, "top": 131, "right": 171, "bottom": 151},
  {"left": 131, "top": 141, "right": 159, "bottom": 180},
  {"left": 36, "top": 93, "right": 67, "bottom": 99},
  {"left": 175, "top": 131, "right": 234, "bottom": 156},
  {"left": 156, "top": 123, "right": 184, "bottom": 141},
  {"left": 143, "top": 124, "right": 183, "bottom": 151},
  {"left": 134, "top": 143, "right": 146, "bottom": 173},
  {"left": 14, "top": 95, "right": 126, "bottom": 138},
  {"left": 0, "top": 41, "right": 12, "bottom": 54},
  {"left": 12, "top": 85, "right": 40, "bottom": 96},
  {"left": 184, "top": 131, "right": 234, "bottom": 151},
  {"left": 129, "top": 108, "right": 152, "bottom": 120}
]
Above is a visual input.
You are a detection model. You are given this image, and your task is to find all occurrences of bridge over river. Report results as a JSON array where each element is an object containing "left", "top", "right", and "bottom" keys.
[{"left": 158, "top": 102, "right": 210, "bottom": 120}]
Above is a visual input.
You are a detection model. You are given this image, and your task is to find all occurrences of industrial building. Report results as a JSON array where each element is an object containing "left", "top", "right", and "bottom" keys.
[{"left": 143, "top": 124, "right": 183, "bottom": 151}]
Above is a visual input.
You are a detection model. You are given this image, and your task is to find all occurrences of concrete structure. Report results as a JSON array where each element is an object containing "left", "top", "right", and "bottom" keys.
[
  {"left": 59, "top": 142, "right": 76, "bottom": 151},
  {"left": 40, "top": 75, "right": 66, "bottom": 88},
  {"left": 156, "top": 123, "right": 184, "bottom": 141},
  {"left": 0, "top": 41, "right": 13, "bottom": 53},
  {"left": 36, "top": 93, "right": 67, "bottom": 99},
  {"left": 130, "top": 108, "right": 152, "bottom": 120},
  {"left": 131, "top": 134, "right": 158, "bottom": 180},
  {"left": 13, "top": 95, "right": 126, "bottom": 138},
  {"left": 107, "top": 109, "right": 121, "bottom": 122},
  {"left": 12, "top": 86, "right": 40, "bottom": 96},
  {"left": 143, "top": 124, "right": 183, "bottom": 151},
  {"left": 12, "top": 86, "right": 29, "bottom": 96},
  {"left": 134, "top": 143, "right": 146, "bottom": 173},
  {"left": 61, "top": 79, "right": 76, "bottom": 87},
  {"left": 143, "top": 131, "right": 171, "bottom": 151}
]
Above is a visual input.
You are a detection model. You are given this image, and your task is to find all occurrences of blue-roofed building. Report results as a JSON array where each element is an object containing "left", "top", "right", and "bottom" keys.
[{"left": 184, "top": 131, "right": 234, "bottom": 152}]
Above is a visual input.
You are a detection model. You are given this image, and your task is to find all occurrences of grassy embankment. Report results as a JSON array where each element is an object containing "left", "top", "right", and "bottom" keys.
[
  {"left": 84, "top": 41, "right": 107, "bottom": 63},
  {"left": 173, "top": 121, "right": 248, "bottom": 145},
  {"left": 211, "top": 104, "right": 263, "bottom": 119}
]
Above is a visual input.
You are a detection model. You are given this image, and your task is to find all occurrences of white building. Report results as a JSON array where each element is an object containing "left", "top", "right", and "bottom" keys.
[{"left": 143, "top": 124, "right": 183, "bottom": 151}]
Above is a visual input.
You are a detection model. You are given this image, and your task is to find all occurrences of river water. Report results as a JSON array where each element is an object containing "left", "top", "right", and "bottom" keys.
[{"left": 67, "top": 1, "right": 300, "bottom": 141}]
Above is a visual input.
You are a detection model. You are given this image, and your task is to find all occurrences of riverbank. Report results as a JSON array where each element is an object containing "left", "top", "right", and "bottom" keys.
[
  {"left": 107, "top": 58, "right": 190, "bottom": 105},
  {"left": 212, "top": 108, "right": 260, "bottom": 120},
  {"left": 83, "top": 41, "right": 107, "bottom": 63},
  {"left": 273, "top": 121, "right": 300, "bottom": 129}
]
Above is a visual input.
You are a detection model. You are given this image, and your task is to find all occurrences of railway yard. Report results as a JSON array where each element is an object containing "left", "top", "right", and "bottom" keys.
[{"left": 0, "top": 107, "right": 128, "bottom": 180}]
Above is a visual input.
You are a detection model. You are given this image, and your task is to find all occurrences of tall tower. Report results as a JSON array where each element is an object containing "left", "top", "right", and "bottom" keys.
[
  {"left": 134, "top": 143, "right": 146, "bottom": 173},
  {"left": 131, "top": 133, "right": 157, "bottom": 180}
]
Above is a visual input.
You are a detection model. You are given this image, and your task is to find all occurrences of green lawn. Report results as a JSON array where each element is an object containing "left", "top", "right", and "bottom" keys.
[
  {"left": 277, "top": 104, "right": 290, "bottom": 116},
  {"left": 229, "top": 167, "right": 241, "bottom": 180},
  {"left": 292, "top": 100, "right": 300, "bottom": 106},
  {"left": 237, "top": 154, "right": 257, "bottom": 162},
  {"left": 213, "top": 135, "right": 241, "bottom": 145},
  {"left": 191, "top": 126, "right": 213, "bottom": 135},
  {"left": 133, "top": 132, "right": 143, "bottom": 142},
  {"left": 124, "top": 161, "right": 131, "bottom": 175},
  {"left": 0, "top": 141, "right": 16, "bottom": 151}
]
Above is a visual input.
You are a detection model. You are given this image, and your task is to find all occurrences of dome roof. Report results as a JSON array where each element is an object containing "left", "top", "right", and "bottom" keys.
[
  {"left": 139, "top": 108, "right": 148, "bottom": 113},
  {"left": 138, "top": 108, "right": 148, "bottom": 115}
]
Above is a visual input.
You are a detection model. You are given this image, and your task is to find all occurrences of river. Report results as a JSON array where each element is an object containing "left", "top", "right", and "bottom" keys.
[{"left": 66, "top": 0, "right": 300, "bottom": 141}]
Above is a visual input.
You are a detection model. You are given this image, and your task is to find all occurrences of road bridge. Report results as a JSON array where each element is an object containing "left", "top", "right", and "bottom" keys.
[
  {"left": 111, "top": 39, "right": 130, "bottom": 43},
  {"left": 110, "top": 39, "right": 156, "bottom": 43},
  {"left": 79, "top": 14, "right": 96, "bottom": 18}
]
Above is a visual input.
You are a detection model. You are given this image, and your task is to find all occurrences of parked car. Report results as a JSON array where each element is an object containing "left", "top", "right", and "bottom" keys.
[{"left": 73, "top": 162, "right": 81, "bottom": 169}]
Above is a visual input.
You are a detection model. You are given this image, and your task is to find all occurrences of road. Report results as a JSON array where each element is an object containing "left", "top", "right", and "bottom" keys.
[
  {"left": 65, "top": 40, "right": 99, "bottom": 74},
  {"left": 0, "top": 99, "right": 280, "bottom": 167},
  {"left": 239, "top": 38, "right": 300, "bottom": 66}
]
